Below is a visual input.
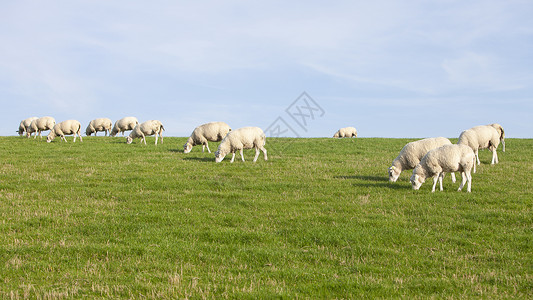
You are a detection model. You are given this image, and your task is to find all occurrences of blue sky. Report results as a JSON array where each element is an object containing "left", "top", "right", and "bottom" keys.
[{"left": 1, "top": 0, "right": 532, "bottom": 138}]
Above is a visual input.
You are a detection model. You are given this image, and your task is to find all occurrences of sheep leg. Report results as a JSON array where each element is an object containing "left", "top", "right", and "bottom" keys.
[
  {"left": 79, "top": 132, "right": 83, "bottom": 142},
  {"left": 475, "top": 149, "right": 480, "bottom": 165},
  {"left": 230, "top": 152, "right": 235, "bottom": 163},
  {"left": 491, "top": 149, "right": 498, "bottom": 164},
  {"left": 205, "top": 142, "right": 211, "bottom": 153},
  {"left": 458, "top": 171, "right": 467, "bottom": 191},
  {"left": 155, "top": 133, "right": 159, "bottom": 145},
  {"left": 431, "top": 175, "right": 439, "bottom": 192},
  {"left": 253, "top": 147, "right": 260, "bottom": 162},
  {"left": 438, "top": 173, "right": 444, "bottom": 191},
  {"left": 261, "top": 146, "right": 268, "bottom": 161},
  {"left": 240, "top": 149, "right": 245, "bottom": 162},
  {"left": 502, "top": 140, "right": 505, "bottom": 152},
  {"left": 466, "top": 171, "right": 472, "bottom": 192},
  {"left": 160, "top": 132, "right": 163, "bottom": 144},
  {"left": 61, "top": 135, "right": 67, "bottom": 142}
]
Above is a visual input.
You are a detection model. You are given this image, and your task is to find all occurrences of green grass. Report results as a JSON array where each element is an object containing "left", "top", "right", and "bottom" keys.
[{"left": 0, "top": 136, "right": 531, "bottom": 298}]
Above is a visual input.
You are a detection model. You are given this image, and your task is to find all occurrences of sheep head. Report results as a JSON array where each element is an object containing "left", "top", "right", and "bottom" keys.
[
  {"left": 388, "top": 166, "right": 401, "bottom": 182},
  {"left": 183, "top": 142, "right": 193, "bottom": 153},
  {"left": 214, "top": 149, "right": 226, "bottom": 163},
  {"left": 410, "top": 173, "right": 425, "bottom": 190}
]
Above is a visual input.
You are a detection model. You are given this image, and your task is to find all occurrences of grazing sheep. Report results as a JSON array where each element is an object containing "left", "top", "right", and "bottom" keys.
[
  {"left": 333, "top": 127, "right": 357, "bottom": 138},
  {"left": 388, "top": 137, "right": 456, "bottom": 183},
  {"left": 47, "top": 120, "right": 83, "bottom": 143},
  {"left": 27, "top": 116, "right": 56, "bottom": 139},
  {"left": 183, "top": 122, "right": 232, "bottom": 153},
  {"left": 457, "top": 124, "right": 503, "bottom": 172},
  {"left": 17, "top": 117, "right": 38, "bottom": 136},
  {"left": 215, "top": 127, "right": 267, "bottom": 163},
  {"left": 86, "top": 118, "right": 113, "bottom": 136},
  {"left": 410, "top": 144, "right": 475, "bottom": 192},
  {"left": 126, "top": 120, "right": 164, "bottom": 145},
  {"left": 110, "top": 117, "right": 139, "bottom": 137}
]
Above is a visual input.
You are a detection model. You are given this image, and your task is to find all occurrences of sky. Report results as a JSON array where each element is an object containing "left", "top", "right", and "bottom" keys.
[{"left": 1, "top": 0, "right": 532, "bottom": 138}]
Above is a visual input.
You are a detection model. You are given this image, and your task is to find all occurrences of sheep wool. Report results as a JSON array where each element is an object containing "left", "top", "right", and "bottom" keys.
[
  {"left": 388, "top": 137, "right": 455, "bottom": 182},
  {"left": 27, "top": 116, "right": 56, "bottom": 139},
  {"left": 184, "top": 121, "right": 231, "bottom": 153},
  {"left": 86, "top": 118, "right": 113, "bottom": 136},
  {"left": 333, "top": 127, "right": 357, "bottom": 138},
  {"left": 47, "top": 120, "right": 83, "bottom": 143},
  {"left": 410, "top": 144, "right": 475, "bottom": 192},
  {"left": 17, "top": 117, "right": 38, "bottom": 136},
  {"left": 110, "top": 117, "right": 139, "bottom": 137},
  {"left": 457, "top": 124, "right": 503, "bottom": 171},
  {"left": 215, "top": 127, "right": 267, "bottom": 163},
  {"left": 126, "top": 120, "right": 164, "bottom": 145}
]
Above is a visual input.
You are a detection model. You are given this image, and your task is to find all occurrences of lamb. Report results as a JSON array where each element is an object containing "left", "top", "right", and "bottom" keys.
[
  {"left": 86, "top": 118, "right": 113, "bottom": 136},
  {"left": 110, "top": 117, "right": 139, "bottom": 137},
  {"left": 333, "top": 127, "right": 357, "bottom": 138},
  {"left": 183, "top": 122, "right": 232, "bottom": 153},
  {"left": 215, "top": 127, "right": 267, "bottom": 163},
  {"left": 457, "top": 124, "right": 504, "bottom": 172},
  {"left": 46, "top": 120, "right": 83, "bottom": 143},
  {"left": 27, "top": 116, "right": 56, "bottom": 139},
  {"left": 388, "top": 137, "right": 456, "bottom": 183},
  {"left": 17, "top": 117, "right": 38, "bottom": 136},
  {"left": 126, "top": 120, "right": 164, "bottom": 145},
  {"left": 410, "top": 144, "right": 475, "bottom": 192}
]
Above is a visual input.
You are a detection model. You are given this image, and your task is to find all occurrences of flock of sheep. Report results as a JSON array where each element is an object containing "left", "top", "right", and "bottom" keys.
[
  {"left": 387, "top": 123, "right": 505, "bottom": 193},
  {"left": 17, "top": 116, "right": 504, "bottom": 192}
]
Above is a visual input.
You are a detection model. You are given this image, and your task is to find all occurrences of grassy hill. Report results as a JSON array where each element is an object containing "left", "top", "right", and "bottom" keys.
[{"left": 0, "top": 136, "right": 531, "bottom": 298}]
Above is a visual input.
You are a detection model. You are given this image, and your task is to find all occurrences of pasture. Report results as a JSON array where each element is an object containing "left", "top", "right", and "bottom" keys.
[{"left": 0, "top": 136, "right": 531, "bottom": 298}]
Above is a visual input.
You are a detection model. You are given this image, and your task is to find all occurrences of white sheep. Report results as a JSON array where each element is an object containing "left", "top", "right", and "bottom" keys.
[
  {"left": 17, "top": 117, "right": 38, "bottom": 136},
  {"left": 27, "top": 116, "right": 56, "bottom": 139},
  {"left": 126, "top": 120, "right": 164, "bottom": 145},
  {"left": 46, "top": 120, "right": 83, "bottom": 143},
  {"left": 457, "top": 124, "right": 503, "bottom": 172},
  {"left": 215, "top": 127, "right": 267, "bottom": 163},
  {"left": 388, "top": 137, "right": 456, "bottom": 183},
  {"left": 86, "top": 118, "right": 113, "bottom": 136},
  {"left": 110, "top": 117, "right": 139, "bottom": 137},
  {"left": 333, "top": 127, "right": 357, "bottom": 138},
  {"left": 183, "top": 122, "right": 232, "bottom": 153},
  {"left": 410, "top": 144, "right": 475, "bottom": 192}
]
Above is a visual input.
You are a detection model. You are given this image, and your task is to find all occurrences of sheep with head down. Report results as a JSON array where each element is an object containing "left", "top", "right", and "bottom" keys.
[
  {"left": 388, "top": 137, "right": 456, "bottom": 183},
  {"left": 410, "top": 144, "right": 475, "bottom": 192},
  {"left": 27, "top": 116, "right": 56, "bottom": 139},
  {"left": 215, "top": 127, "right": 267, "bottom": 163},
  {"left": 457, "top": 123, "right": 504, "bottom": 172},
  {"left": 86, "top": 118, "right": 113, "bottom": 136},
  {"left": 184, "top": 121, "right": 231, "bottom": 153},
  {"left": 17, "top": 117, "right": 38, "bottom": 136},
  {"left": 126, "top": 120, "right": 164, "bottom": 145},
  {"left": 47, "top": 120, "right": 83, "bottom": 143},
  {"left": 110, "top": 117, "right": 138, "bottom": 137},
  {"left": 333, "top": 127, "right": 357, "bottom": 138}
]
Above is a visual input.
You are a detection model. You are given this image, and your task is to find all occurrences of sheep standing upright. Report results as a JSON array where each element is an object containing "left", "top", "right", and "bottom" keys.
[
  {"left": 388, "top": 137, "right": 456, "bottom": 183},
  {"left": 110, "top": 117, "right": 139, "bottom": 137},
  {"left": 458, "top": 124, "right": 503, "bottom": 172},
  {"left": 17, "top": 117, "right": 38, "bottom": 136},
  {"left": 215, "top": 127, "right": 267, "bottom": 163},
  {"left": 86, "top": 118, "right": 113, "bottom": 136},
  {"left": 47, "top": 120, "right": 83, "bottom": 143},
  {"left": 410, "top": 144, "right": 475, "bottom": 192},
  {"left": 27, "top": 116, "right": 56, "bottom": 139},
  {"left": 183, "top": 122, "right": 231, "bottom": 153},
  {"left": 126, "top": 120, "right": 164, "bottom": 145},
  {"left": 333, "top": 127, "right": 357, "bottom": 138}
]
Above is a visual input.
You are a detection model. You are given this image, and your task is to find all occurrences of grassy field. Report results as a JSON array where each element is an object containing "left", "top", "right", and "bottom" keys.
[{"left": 0, "top": 136, "right": 531, "bottom": 298}]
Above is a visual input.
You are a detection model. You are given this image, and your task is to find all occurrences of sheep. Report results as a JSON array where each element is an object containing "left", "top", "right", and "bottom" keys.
[
  {"left": 110, "top": 117, "right": 139, "bottom": 137},
  {"left": 410, "top": 144, "right": 475, "bottom": 192},
  {"left": 457, "top": 124, "right": 503, "bottom": 172},
  {"left": 333, "top": 127, "right": 357, "bottom": 138},
  {"left": 27, "top": 116, "right": 56, "bottom": 139},
  {"left": 86, "top": 118, "right": 113, "bottom": 136},
  {"left": 126, "top": 120, "right": 164, "bottom": 145},
  {"left": 17, "top": 117, "right": 38, "bottom": 136},
  {"left": 388, "top": 137, "right": 456, "bottom": 183},
  {"left": 489, "top": 123, "right": 505, "bottom": 152},
  {"left": 46, "top": 120, "right": 83, "bottom": 143},
  {"left": 183, "top": 122, "right": 232, "bottom": 153},
  {"left": 215, "top": 127, "right": 267, "bottom": 163}
]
